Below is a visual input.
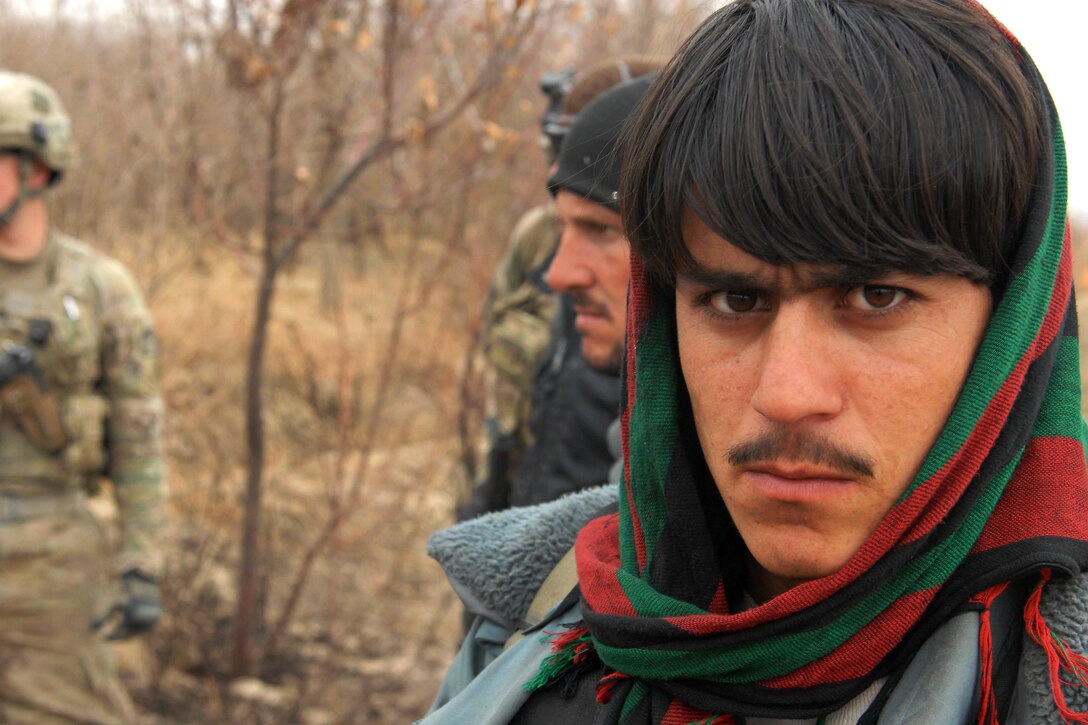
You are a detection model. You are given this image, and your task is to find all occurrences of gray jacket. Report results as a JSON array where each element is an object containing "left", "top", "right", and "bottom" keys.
[{"left": 422, "top": 487, "right": 1088, "bottom": 724}]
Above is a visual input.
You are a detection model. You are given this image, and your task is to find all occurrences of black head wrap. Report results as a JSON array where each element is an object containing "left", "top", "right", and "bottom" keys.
[{"left": 547, "top": 74, "right": 655, "bottom": 211}]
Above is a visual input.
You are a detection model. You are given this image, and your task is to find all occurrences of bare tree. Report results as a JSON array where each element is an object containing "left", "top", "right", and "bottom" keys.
[{"left": 205, "top": 0, "right": 544, "bottom": 677}]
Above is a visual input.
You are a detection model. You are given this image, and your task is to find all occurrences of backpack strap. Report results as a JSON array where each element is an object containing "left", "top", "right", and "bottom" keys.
[{"left": 505, "top": 545, "right": 579, "bottom": 650}]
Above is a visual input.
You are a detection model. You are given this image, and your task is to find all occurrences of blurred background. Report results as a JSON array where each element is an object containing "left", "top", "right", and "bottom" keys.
[
  {"left": 0, "top": 0, "right": 1082, "bottom": 723},
  {"left": 978, "top": 0, "right": 1085, "bottom": 223}
]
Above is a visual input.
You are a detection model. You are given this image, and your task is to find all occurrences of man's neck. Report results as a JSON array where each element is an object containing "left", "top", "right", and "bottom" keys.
[
  {"left": 745, "top": 554, "right": 811, "bottom": 605},
  {"left": 0, "top": 199, "right": 49, "bottom": 263}
]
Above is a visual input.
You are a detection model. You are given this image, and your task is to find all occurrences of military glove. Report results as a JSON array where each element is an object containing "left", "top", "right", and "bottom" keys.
[{"left": 97, "top": 568, "right": 163, "bottom": 640}]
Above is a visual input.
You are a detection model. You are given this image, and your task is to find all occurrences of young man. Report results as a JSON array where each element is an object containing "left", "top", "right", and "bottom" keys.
[
  {"left": 424, "top": 1, "right": 1088, "bottom": 722},
  {"left": 0, "top": 71, "right": 165, "bottom": 724}
]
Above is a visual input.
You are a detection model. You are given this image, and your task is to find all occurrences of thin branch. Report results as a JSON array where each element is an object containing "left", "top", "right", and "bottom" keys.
[{"left": 273, "top": 64, "right": 492, "bottom": 269}]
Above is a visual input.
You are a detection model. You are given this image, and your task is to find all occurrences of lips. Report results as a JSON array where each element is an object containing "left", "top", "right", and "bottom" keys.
[
  {"left": 574, "top": 307, "right": 609, "bottom": 326},
  {"left": 741, "top": 464, "right": 855, "bottom": 502},
  {"left": 574, "top": 305, "right": 605, "bottom": 317},
  {"left": 571, "top": 301, "right": 612, "bottom": 336}
]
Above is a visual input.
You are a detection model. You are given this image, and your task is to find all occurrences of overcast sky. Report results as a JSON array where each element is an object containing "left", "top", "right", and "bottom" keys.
[{"left": 960, "top": 0, "right": 1085, "bottom": 220}]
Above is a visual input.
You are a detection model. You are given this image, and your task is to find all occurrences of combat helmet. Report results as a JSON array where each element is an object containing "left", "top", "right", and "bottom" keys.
[{"left": 0, "top": 70, "right": 75, "bottom": 182}]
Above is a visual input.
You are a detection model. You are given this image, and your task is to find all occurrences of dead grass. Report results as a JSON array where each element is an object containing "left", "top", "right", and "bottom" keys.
[{"left": 120, "top": 232, "right": 473, "bottom": 724}]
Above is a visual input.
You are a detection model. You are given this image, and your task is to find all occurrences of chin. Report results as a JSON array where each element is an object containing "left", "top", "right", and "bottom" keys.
[
  {"left": 772, "top": 561, "right": 843, "bottom": 582},
  {"left": 582, "top": 341, "right": 624, "bottom": 375},
  {"left": 757, "top": 546, "right": 853, "bottom": 585}
]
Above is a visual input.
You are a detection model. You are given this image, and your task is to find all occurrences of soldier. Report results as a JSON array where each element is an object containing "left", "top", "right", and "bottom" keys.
[
  {"left": 463, "top": 57, "right": 663, "bottom": 520},
  {"left": 0, "top": 70, "right": 165, "bottom": 724},
  {"left": 465, "top": 67, "right": 573, "bottom": 520}
]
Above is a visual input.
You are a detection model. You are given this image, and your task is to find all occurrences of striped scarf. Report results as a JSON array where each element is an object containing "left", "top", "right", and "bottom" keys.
[{"left": 530, "top": 26, "right": 1088, "bottom": 725}]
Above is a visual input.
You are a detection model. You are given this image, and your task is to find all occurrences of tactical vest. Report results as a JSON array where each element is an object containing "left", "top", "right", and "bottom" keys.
[
  {"left": 0, "top": 232, "right": 108, "bottom": 490},
  {"left": 508, "top": 296, "right": 621, "bottom": 507}
]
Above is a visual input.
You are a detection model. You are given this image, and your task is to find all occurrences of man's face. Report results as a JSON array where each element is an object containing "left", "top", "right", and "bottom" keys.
[
  {"left": 0, "top": 153, "right": 50, "bottom": 261},
  {"left": 0, "top": 153, "right": 20, "bottom": 213},
  {"left": 675, "top": 212, "right": 992, "bottom": 603},
  {"left": 547, "top": 189, "right": 631, "bottom": 373}
]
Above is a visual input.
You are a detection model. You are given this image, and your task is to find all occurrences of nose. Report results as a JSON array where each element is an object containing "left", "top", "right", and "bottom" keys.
[
  {"left": 546, "top": 227, "right": 594, "bottom": 294},
  {"left": 749, "top": 303, "right": 844, "bottom": 425}
]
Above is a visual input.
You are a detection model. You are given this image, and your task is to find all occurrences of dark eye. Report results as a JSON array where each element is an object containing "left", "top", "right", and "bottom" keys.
[
  {"left": 710, "top": 291, "right": 761, "bottom": 314},
  {"left": 849, "top": 286, "right": 906, "bottom": 311},
  {"left": 589, "top": 222, "right": 621, "bottom": 238}
]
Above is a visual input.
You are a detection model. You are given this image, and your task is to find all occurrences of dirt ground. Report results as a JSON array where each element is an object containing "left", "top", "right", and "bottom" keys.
[{"left": 99, "top": 240, "right": 475, "bottom": 725}]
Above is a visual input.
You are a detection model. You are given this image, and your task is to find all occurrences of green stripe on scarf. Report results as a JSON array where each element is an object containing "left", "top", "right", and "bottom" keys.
[
  {"left": 1034, "top": 335, "right": 1085, "bottom": 439},
  {"left": 624, "top": 302, "right": 678, "bottom": 577},
  {"left": 910, "top": 125, "right": 1069, "bottom": 490}
]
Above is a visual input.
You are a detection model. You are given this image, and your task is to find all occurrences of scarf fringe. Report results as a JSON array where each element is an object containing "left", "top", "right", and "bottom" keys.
[
  {"left": 1023, "top": 569, "right": 1088, "bottom": 724},
  {"left": 524, "top": 623, "right": 598, "bottom": 696},
  {"left": 596, "top": 670, "right": 631, "bottom": 704},
  {"left": 973, "top": 581, "right": 1011, "bottom": 725},
  {"left": 522, "top": 624, "right": 739, "bottom": 724}
]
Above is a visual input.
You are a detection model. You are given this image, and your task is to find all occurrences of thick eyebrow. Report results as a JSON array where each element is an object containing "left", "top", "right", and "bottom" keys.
[
  {"left": 806, "top": 267, "right": 893, "bottom": 290},
  {"left": 676, "top": 260, "right": 893, "bottom": 295},
  {"left": 564, "top": 203, "right": 622, "bottom": 227},
  {"left": 675, "top": 265, "right": 776, "bottom": 292}
]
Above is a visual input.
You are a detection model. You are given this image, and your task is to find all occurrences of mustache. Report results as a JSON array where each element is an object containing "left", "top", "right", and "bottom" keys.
[
  {"left": 566, "top": 291, "right": 610, "bottom": 319},
  {"left": 727, "top": 428, "right": 875, "bottom": 479}
]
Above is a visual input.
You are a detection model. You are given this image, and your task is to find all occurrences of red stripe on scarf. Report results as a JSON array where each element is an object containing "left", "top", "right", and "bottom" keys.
[
  {"left": 708, "top": 581, "right": 728, "bottom": 615},
  {"left": 661, "top": 700, "right": 733, "bottom": 725},
  {"left": 975, "top": 436, "right": 1088, "bottom": 552},
  {"left": 578, "top": 514, "right": 640, "bottom": 617},
  {"left": 623, "top": 255, "right": 655, "bottom": 572},
  {"left": 657, "top": 587, "right": 937, "bottom": 684}
]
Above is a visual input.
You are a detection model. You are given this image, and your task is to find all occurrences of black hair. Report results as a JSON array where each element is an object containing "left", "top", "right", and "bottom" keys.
[{"left": 620, "top": 0, "right": 1043, "bottom": 289}]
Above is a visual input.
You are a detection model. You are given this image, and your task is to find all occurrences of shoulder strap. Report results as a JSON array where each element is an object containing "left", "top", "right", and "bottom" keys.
[{"left": 505, "top": 546, "right": 579, "bottom": 650}]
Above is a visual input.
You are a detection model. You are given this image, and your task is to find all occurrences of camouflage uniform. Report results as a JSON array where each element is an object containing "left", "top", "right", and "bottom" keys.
[
  {"left": 0, "top": 72, "right": 165, "bottom": 724},
  {"left": 481, "top": 202, "right": 559, "bottom": 441},
  {"left": 460, "top": 203, "right": 558, "bottom": 519},
  {"left": 0, "top": 229, "right": 165, "bottom": 724}
]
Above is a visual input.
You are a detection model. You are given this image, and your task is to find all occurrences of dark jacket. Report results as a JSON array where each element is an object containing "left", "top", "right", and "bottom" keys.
[{"left": 508, "top": 295, "right": 620, "bottom": 507}]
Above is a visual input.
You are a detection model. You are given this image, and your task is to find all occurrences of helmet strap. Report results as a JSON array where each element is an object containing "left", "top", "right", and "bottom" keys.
[{"left": 0, "top": 153, "right": 45, "bottom": 227}]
